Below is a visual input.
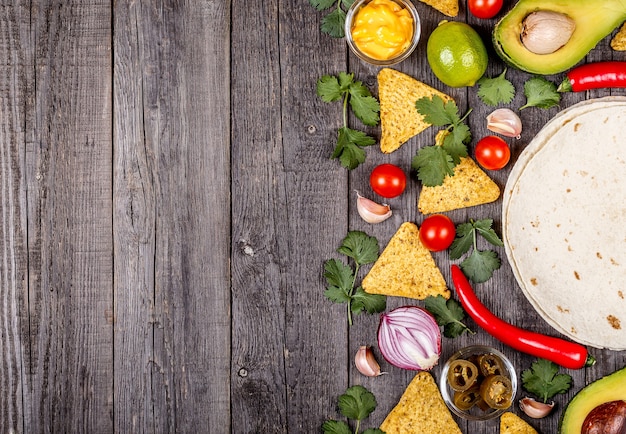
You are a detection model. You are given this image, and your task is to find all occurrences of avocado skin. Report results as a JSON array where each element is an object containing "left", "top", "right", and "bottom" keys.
[
  {"left": 559, "top": 365, "right": 626, "bottom": 434},
  {"left": 493, "top": 0, "right": 626, "bottom": 75}
]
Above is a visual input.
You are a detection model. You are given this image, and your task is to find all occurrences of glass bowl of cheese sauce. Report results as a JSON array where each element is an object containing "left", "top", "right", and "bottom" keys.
[{"left": 345, "top": 0, "right": 421, "bottom": 66}]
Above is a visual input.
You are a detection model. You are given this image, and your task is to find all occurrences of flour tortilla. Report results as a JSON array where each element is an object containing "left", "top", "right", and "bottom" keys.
[{"left": 503, "top": 97, "right": 626, "bottom": 350}]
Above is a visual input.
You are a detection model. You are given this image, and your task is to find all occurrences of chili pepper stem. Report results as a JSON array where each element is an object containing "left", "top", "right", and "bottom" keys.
[{"left": 557, "top": 78, "right": 573, "bottom": 92}]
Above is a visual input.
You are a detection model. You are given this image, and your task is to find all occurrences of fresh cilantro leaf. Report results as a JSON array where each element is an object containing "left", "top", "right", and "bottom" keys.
[
  {"left": 349, "top": 81, "right": 380, "bottom": 126},
  {"left": 320, "top": 8, "right": 347, "bottom": 38},
  {"left": 324, "top": 231, "right": 386, "bottom": 325},
  {"left": 413, "top": 97, "right": 472, "bottom": 186},
  {"left": 460, "top": 249, "right": 501, "bottom": 284},
  {"left": 333, "top": 127, "right": 375, "bottom": 170},
  {"left": 337, "top": 231, "right": 379, "bottom": 265},
  {"left": 412, "top": 145, "right": 455, "bottom": 187},
  {"left": 338, "top": 385, "right": 377, "bottom": 421},
  {"left": 352, "top": 287, "right": 386, "bottom": 314},
  {"left": 520, "top": 76, "right": 561, "bottom": 110},
  {"left": 323, "top": 385, "right": 381, "bottom": 434},
  {"left": 424, "top": 295, "right": 473, "bottom": 338},
  {"left": 309, "top": 0, "right": 337, "bottom": 11},
  {"left": 450, "top": 219, "right": 503, "bottom": 283},
  {"left": 477, "top": 69, "right": 515, "bottom": 106},
  {"left": 322, "top": 420, "right": 352, "bottom": 434},
  {"left": 317, "top": 73, "right": 380, "bottom": 169},
  {"left": 522, "top": 359, "right": 573, "bottom": 403}
]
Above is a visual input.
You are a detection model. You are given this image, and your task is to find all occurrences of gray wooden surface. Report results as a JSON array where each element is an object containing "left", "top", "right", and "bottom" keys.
[{"left": 0, "top": 1, "right": 624, "bottom": 433}]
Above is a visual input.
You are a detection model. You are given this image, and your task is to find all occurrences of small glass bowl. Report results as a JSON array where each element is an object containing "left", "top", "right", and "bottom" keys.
[
  {"left": 439, "top": 345, "right": 518, "bottom": 421},
  {"left": 344, "top": 0, "right": 421, "bottom": 66}
]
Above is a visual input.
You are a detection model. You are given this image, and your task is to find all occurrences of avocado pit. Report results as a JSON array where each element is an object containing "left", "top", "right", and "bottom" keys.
[
  {"left": 521, "top": 11, "right": 576, "bottom": 55},
  {"left": 581, "top": 400, "right": 626, "bottom": 434}
]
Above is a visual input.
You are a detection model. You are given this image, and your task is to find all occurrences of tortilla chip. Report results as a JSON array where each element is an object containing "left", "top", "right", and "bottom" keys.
[
  {"left": 417, "top": 0, "right": 459, "bottom": 16},
  {"left": 500, "top": 412, "right": 539, "bottom": 434},
  {"left": 362, "top": 222, "right": 449, "bottom": 299},
  {"left": 611, "top": 22, "right": 626, "bottom": 50},
  {"left": 378, "top": 68, "right": 452, "bottom": 153},
  {"left": 418, "top": 156, "right": 500, "bottom": 214},
  {"left": 380, "top": 371, "right": 462, "bottom": 434}
]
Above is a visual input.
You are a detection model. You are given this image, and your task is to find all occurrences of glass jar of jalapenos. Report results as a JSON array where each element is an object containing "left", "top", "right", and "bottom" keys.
[{"left": 440, "top": 345, "right": 518, "bottom": 421}]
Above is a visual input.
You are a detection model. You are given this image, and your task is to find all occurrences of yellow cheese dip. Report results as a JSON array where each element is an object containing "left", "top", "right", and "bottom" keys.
[{"left": 350, "top": 0, "right": 414, "bottom": 61}]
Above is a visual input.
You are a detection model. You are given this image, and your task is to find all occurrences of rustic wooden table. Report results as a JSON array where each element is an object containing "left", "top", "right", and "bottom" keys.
[{"left": 0, "top": 1, "right": 624, "bottom": 433}]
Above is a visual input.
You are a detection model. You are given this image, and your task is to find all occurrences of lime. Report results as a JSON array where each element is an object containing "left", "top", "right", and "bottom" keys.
[{"left": 427, "top": 21, "right": 488, "bottom": 88}]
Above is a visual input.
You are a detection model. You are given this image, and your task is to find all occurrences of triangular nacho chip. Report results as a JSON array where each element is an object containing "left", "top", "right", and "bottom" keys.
[
  {"left": 500, "top": 412, "right": 539, "bottom": 434},
  {"left": 418, "top": 0, "right": 459, "bottom": 17},
  {"left": 362, "top": 222, "right": 449, "bottom": 299},
  {"left": 611, "top": 22, "right": 626, "bottom": 50},
  {"left": 378, "top": 68, "right": 452, "bottom": 154},
  {"left": 418, "top": 156, "right": 500, "bottom": 214},
  {"left": 380, "top": 371, "right": 462, "bottom": 434}
]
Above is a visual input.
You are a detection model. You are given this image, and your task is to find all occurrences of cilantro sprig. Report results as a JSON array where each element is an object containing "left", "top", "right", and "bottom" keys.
[
  {"left": 317, "top": 72, "right": 380, "bottom": 170},
  {"left": 424, "top": 295, "right": 473, "bottom": 338},
  {"left": 520, "top": 76, "right": 561, "bottom": 110},
  {"left": 522, "top": 359, "right": 573, "bottom": 403},
  {"left": 309, "top": 0, "right": 355, "bottom": 38},
  {"left": 450, "top": 219, "right": 503, "bottom": 283},
  {"left": 411, "top": 95, "right": 471, "bottom": 186},
  {"left": 322, "top": 385, "right": 384, "bottom": 434},
  {"left": 324, "top": 231, "right": 386, "bottom": 326},
  {"left": 477, "top": 68, "right": 515, "bottom": 106}
]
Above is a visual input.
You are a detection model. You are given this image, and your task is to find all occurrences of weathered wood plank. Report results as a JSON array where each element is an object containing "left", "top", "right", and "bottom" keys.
[
  {"left": 113, "top": 1, "right": 231, "bottom": 432},
  {"left": 0, "top": 2, "right": 31, "bottom": 432},
  {"left": 24, "top": 1, "right": 113, "bottom": 432}
]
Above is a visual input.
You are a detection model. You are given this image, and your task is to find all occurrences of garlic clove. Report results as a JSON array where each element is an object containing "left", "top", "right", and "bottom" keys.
[
  {"left": 519, "top": 396, "right": 555, "bottom": 419},
  {"left": 356, "top": 191, "right": 392, "bottom": 224},
  {"left": 487, "top": 108, "right": 523, "bottom": 139},
  {"left": 354, "top": 345, "right": 385, "bottom": 377},
  {"left": 521, "top": 11, "right": 576, "bottom": 55}
]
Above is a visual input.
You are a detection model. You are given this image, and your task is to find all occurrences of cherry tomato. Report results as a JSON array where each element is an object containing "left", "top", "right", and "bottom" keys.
[
  {"left": 369, "top": 164, "right": 406, "bottom": 198},
  {"left": 474, "top": 136, "right": 511, "bottom": 170},
  {"left": 468, "top": 0, "right": 503, "bottom": 19},
  {"left": 419, "top": 214, "right": 456, "bottom": 252}
]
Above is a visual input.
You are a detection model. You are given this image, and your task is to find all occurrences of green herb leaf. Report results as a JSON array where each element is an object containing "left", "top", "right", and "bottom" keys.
[
  {"left": 322, "top": 420, "right": 352, "bottom": 434},
  {"left": 362, "top": 430, "right": 385, "bottom": 434},
  {"left": 522, "top": 359, "right": 573, "bottom": 403},
  {"left": 324, "top": 232, "right": 385, "bottom": 325},
  {"left": 321, "top": 8, "right": 347, "bottom": 38},
  {"left": 413, "top": 96, "right": 472, "bottom": 186},
  {"left": 412, "top": 145, "right": 455, "bottom": 187},
  {"left": 338, "top": 385, "right": 378, "bottom": 421},
  {"left": 520, "top": 76, "right": 561, "bottom": 110},
  {"left": 451, "top": 219, "right": 503, "bottom": 283},
  {"left": 317, "top": 73, "right": 380, "bottom": 170},
  {"left": 309, "top": 0, "right": 337, "bottom": 11},
  {"left": 460, "top": 249, "right": 501, "bottom": 283},
  {"left": 337, "top": 231, "right": 379, "bottom": 265},
  {"left": 424, "top": 295, "right": 473, "bottom": 338},
  {"left": 477, "top": 69, "right": 515, "bottom": 106}
]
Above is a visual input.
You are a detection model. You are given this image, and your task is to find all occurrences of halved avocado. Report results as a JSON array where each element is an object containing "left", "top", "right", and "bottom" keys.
[
  {"left": 559, "top": 366, "right": 626, "bottom": 434},
  {"left": 493, "top": 0, "right": 626, "bottom": 75}
]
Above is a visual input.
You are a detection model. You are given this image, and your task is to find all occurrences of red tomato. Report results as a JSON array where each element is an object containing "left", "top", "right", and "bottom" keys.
[
  {"left": 475, "top": 136, "right": 511, "bottom": 170},
  {"left": 419, "top": 214, "right": 456, "bottom": 252},
  {"left": 468, "top": 0, "right": 503, "bottom": 19},
  {"left": 369, "top": 164, "right": 406, "bottom": 198}
]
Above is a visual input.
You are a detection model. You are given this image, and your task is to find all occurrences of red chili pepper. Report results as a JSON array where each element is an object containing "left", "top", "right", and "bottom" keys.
[
  {"left": 558, "top": 61, "right": 626, "bottom": 92},
  {"left": 450, "top": 265, "right": 595, "bottom": 370}
]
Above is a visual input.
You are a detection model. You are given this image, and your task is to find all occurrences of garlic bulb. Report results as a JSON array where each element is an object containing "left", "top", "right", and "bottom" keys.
[
  {"left": 519, "top": 397, "right": 555, "bottom": 418},
  {"left": 356, "top": 191, "right": 392, "bottom": 224},
  {"left": 354, "top": 346, "right": 384, "bottom": 377},
  {"left": 487, "top": 108, "right": 522, "bottom": 139},
  {"left": 521, "top": 11, "right": 576, "bottom": 55}
]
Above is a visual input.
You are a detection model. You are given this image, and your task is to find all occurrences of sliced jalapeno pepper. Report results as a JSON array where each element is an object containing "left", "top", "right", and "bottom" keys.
[
  {"left": 447, "top": 359, "right": 479, "bottom": 392},
  {"left": 453, "top": 385, "right": 481, "bottom": 411},
  {"left": 479, "top": 374, "right": 513, "bottom": 410},
  {"left": 478, "top": 353, "right": 505, "bottom": 377}
]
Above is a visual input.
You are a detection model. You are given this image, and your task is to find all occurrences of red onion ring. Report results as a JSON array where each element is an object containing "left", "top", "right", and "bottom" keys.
[{"left": 377, "top": 306, "right": 441, "bottom": 371}]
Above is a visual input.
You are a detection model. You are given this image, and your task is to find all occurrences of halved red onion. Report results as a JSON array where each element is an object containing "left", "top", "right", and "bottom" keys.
[{"left": 377, "top": 306, "right": 441, "bottom": 371}]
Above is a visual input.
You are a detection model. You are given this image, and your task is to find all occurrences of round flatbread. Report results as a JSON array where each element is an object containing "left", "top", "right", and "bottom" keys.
[{"left": 503, "top": 97, "right": 626, "bottom": 350}]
